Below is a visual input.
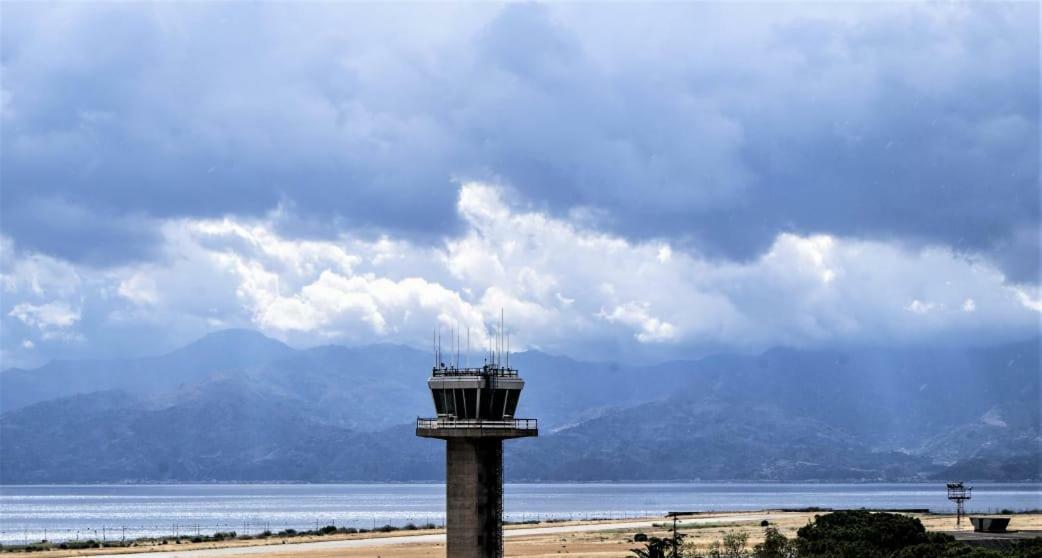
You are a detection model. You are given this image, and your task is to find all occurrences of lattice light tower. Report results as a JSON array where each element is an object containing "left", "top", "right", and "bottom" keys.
[
  {"left": 417, "top": 324, "right": 537, "bottom": 558},
  {"left": 947, "top": 481, "right": 972, "bottom": 528}
]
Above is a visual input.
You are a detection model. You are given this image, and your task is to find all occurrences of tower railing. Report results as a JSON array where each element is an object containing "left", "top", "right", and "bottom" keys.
[
  {"left": 431, "top": 365, "right": 518, "bottom": 378},
  {"left": 416, "top": 418, "right": 537, "bottom": 431}
]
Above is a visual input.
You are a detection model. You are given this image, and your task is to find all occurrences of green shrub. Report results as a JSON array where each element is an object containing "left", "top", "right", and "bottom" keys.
[
  {"left": 753, "top": 526, "right": 794, "bottom": 558},
  {"left": 1011, "top": 538, "right": 1042, "bottom": 558},
  {"left": 891, "top": 542, "right": 1008, "bottom": 558},
  {"left": 796, "top": 510, "right": 927, "bottom": 558},
  {"left": 630, "top": 535, "right": 681, "bottom": 558}
]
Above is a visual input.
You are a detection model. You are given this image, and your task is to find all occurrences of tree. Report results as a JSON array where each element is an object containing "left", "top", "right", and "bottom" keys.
[
  {"left": 786, "top": 511, "right": 1042, "bottom": 558},
  {"left": 796, "top": 511, "right": 929, "bottom": 558},
  {"left": 704, "top": 530, "right": 749, "bottom": 558},
  {"left": 753, "top": 526, "right": 794, "bottom": 558},
  {"left": 631, "top": 536, "right": 675, "bottom": 558}
]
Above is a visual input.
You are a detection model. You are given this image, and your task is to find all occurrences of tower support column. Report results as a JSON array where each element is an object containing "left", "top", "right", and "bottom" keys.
[{"left": 446, "top": 437, "right": 503, "bottom": 558}]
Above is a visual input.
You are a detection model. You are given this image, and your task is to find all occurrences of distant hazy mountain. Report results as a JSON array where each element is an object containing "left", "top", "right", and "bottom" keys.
[
  {"left": 509, "top": 339, "right": 1040, "bottom": 481},
  {"left": 0, "top": 382, "right": 440, "bottom": 483},
  {"left": 0, "top": 329, "right": 297, "bottom": 413},
  {"left": 0, "top": 329, "right": 691, "bottom": 432},
  {"left": 1, "top": 330, "right": 1037, "bottom": 482}
]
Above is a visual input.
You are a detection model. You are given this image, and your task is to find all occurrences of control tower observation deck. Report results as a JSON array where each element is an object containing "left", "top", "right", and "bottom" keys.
[{"left": 417, "top": 339, "right": 537, "bottom": 558}]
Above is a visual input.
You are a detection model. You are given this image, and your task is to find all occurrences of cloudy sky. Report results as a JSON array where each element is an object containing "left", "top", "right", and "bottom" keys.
[{"left": 1, "top": 2, "right": 1038, "bottom": 367}]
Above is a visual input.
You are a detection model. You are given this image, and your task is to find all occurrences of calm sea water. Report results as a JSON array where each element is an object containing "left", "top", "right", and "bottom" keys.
[{"left": 0, "top": 483, "right": 1039, "bottom": 544}]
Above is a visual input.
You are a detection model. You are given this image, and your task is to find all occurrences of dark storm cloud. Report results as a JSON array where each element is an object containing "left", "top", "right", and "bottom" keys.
[
  {"left": 1, "top": 3, "right": 1037, "bottom": 280},
  {"left": 1, "top": 198, "right": 159, "bottom": 266}
]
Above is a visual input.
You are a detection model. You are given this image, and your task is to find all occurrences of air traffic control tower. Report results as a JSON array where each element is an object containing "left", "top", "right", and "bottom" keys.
[{"left": 417, "top": 329, "right": 537, "bottom": 558}]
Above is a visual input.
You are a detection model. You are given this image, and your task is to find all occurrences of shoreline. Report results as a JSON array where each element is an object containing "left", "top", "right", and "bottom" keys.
[{"left": 5, "top": 511, "right": 1041, "bottom": 557}]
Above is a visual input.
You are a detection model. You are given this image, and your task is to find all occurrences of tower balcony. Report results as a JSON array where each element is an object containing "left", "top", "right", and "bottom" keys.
[{"left": 416, "top": 417, "right": 538, "bottom": 439}]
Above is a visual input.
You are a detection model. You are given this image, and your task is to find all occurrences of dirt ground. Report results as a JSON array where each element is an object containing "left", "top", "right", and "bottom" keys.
[{"left": 30, "top": 511, "right": 1042, "bottom": 558}]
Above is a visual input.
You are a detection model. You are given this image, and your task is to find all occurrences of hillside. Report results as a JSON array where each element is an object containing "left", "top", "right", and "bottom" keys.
[{"left": 1, "top": 330, "right": 1037, "bottom": 482}]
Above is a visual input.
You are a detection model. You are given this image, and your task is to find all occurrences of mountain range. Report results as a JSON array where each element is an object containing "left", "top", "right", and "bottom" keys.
[{"left": 1, "top": 329, "right": 1038, "bottom": 483}]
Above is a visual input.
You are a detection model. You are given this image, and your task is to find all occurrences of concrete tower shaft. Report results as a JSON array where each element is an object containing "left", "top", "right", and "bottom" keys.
[{"left": 446, "top": 438, "right": 503, "bottom": 558}]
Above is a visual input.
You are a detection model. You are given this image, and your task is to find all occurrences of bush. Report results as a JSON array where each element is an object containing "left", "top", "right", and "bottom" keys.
[
  {"left": 796, "top": 510, "right": 928, "bottom": 558},
  {"left": 891, "top": 542, "right": 1009, "bottom": 558},
  {"left": 630, "top": 535, "right": 680, "bottom": 558},
  {"left": 1014, "top": 539, "right": 1042, "bottom": 558},
  {"left": 59, "top": 539, "right": 101, "bottom": 550},
  {"left": 753, "top": 526, "right": 794, "bottom": 558},
  {"left": 719, "top": 530, "right": 749, "bottom": 558}
]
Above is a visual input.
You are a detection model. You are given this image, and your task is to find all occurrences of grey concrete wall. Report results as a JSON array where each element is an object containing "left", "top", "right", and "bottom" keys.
[{"left": 446, "top": 438, "right": 503, "bottom": 558}]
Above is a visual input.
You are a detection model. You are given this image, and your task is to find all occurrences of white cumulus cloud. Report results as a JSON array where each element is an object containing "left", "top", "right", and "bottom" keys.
[
  {"left": 9, "top": 301, "right": 81, "bottom": 331},
  {"left": 1, "top": 183, "right": 1038, "bottom": 362}
]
